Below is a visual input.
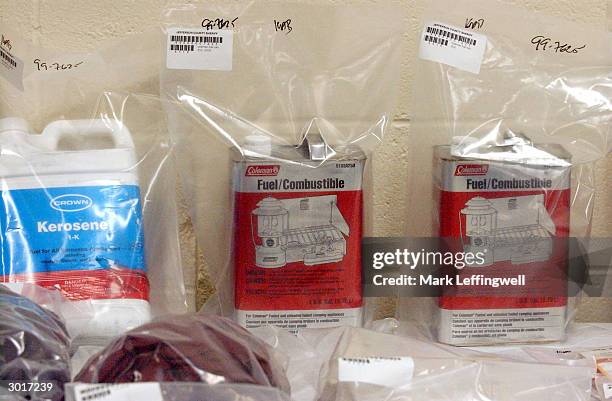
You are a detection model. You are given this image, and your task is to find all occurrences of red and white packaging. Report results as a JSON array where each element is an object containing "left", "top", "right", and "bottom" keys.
[
  {"left": 233, "top": 146, "right": 365, "bottom": 332},
  {"left": 434, "top": 145, "right": 572, "bottom": 345},
  {"left": 161, "top": 1, "right": 403, "bottom": 330}
]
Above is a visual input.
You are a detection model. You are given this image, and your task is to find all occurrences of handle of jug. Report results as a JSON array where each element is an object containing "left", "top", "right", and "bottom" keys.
[{"left": 40, "top": 119, "right": 134, "bottom": 150}]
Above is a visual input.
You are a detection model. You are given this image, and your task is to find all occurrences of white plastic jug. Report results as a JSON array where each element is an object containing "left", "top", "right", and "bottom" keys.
[{"left": 0, "top": 118, "right": 151, "bottom": 339}]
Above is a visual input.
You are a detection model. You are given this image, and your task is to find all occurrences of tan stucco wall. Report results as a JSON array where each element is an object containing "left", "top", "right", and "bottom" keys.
[{"left": 1, "top": 0, "right": 610, "bottom": 321}]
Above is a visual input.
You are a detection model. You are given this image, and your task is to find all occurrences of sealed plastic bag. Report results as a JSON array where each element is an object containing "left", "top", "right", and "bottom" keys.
[
  {"left": 372, "top": 318, "right": 612, "bottom": 399},
  {"left": 75, "top": 312, "right": 290, "bottom": 393},
  {"left": 65, "top": 383, "right": 291, "bottom": 401},
  {"left": 2, "top": 282, "right": 95, "bottom": 340},
  {"left": 252, "top": 323, "right": 464, "bottom": 401},
  {"left": 413, "top": 0, "right": 611, "bottom": 163},
  {"left": 505, "top": 326, "right": 612, "bottom": 401},
  {"left": 400, "top": 0, "right": 612, "bottom": 346},
  {"left": 330, "top": 360, "right": 593, "bottom": 401},
  {"left": 0, "top": 94, "right": 187, "bottom": 341},
  {"left": 0, "top": 28, "right": 162, "bottom": 129},
  {"left": 0, "top": 28, "right": 195, "bottom": 338},
  {"left": 251, "top": 322, "right": 594, "bottom": 401},
  {"left": 161, "top": 0, "right": 404, "bottom": 332},
  {"left": 252, "top": 325, "right": 327, "bottom": 401},
  {"left": 0, "top": 29, "right": 189, "bottom": 341},
  {"left": 433, "top": 142, "right": 573, "bottom": 346},
  {"left": 596, "top": 376, "right": 612, "bottom": 401},
  {"left": 0, "top": 285, "right": 71, "bottom": 401},
  {"left": 318, "top": 327, "right": 592, "bottom": 401}
]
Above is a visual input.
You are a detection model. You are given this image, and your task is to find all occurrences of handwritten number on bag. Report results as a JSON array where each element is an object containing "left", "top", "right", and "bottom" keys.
[
  {"left": 531, "top": 36, "right": 586, "bottom": 54},
  {"left": 274, "top": 19, "right": 293, "bottom": 34},
  {"left": 34, "top": 58, "right": 84, "bottom": 71},
  {"left": 202, "top": 17, "right": 238, "bottom": 30},
  {"left": 465, "top": 18, "right": 485, "bottom": 30}
]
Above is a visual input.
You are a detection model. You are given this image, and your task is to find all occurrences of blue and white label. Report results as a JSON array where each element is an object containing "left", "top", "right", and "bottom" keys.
[{"left": 0, "top": 185, "right": 146, "bottom": 275}]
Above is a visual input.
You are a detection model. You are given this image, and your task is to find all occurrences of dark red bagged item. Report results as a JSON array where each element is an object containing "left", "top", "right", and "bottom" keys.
[
  {"left": 64, "top": 383, "right": 292, "bottom": 401},
  {"left": 0, "top": 285, "right": 71, "bottom": 401},
  {"left": 75, "top": 313, "right": 290, "bottom": 393}
]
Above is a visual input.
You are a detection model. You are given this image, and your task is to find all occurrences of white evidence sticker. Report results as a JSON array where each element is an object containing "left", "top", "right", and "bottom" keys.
[
  {"left": 71, "top": 383, "right": 164, "bottom": 401},
  {"left": 419, "top": 21, "right": 487, "bottom": 74},
  {"left": 0, "top": 42, "right": 24, "bottom": 90},
  {"left": 338, "top": 356, "right": 414, "bottom": 388},
  {"left": 166, "top": 28, "right": 233, "bottom": 71}
]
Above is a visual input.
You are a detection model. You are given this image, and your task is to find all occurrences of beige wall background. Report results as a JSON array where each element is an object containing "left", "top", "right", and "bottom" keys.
[{"left": 1, "top": 0, "right": 610, "bottom": 321}]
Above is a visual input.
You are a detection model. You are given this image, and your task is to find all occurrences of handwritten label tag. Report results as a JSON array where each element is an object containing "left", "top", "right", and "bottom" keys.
[
  {"left": 603, "top": 382, "right": 612, "bottom": 399},
  {"left": 70, "top": 383, "right": 164, "bottom": 401},
  {"left": 529, "top": 35, "right": 586, "bottom": 54},
  {"left": 0, "top": 42, "right": 24, "bottom": 90},
  {"left": 419, "top": 21, "right": 487, "bottom": 74},
  {"left": 166, "top": 28, "right": 233, "bottom": 71},
  {"left": 338, "top": 357, "right": 414, "bottom": 388}
]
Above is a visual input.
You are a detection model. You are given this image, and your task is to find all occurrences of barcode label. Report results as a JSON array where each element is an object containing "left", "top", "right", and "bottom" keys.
[
  {"left": 419, "top": 21, "right": 487, "bottom": 74},
  {"left": 425, "top": 26, "right": 477, "bottom": 46},
  {"left": 0, "top": 47, "right": 17, "bottom": 68},
  {"left": 424, "top": 35, "right": 448, "bottom": 46},
  {"left": 0, "top": 41, "right": 24, "bottom": 90},
  {"left": 170, "top": 44, "right": 195, "bottom": 52},
  {"left": 166, "top": 28, "right": 233, "bottom": 71},
  {"left": 338, "top": 356, "right": 414, "bottom": 388},
  {"left": 170, "top": 35, "right": 223, "bottom": 44},
  {"left": 68, "top": 383, "right": 164, "bottom": 401}
]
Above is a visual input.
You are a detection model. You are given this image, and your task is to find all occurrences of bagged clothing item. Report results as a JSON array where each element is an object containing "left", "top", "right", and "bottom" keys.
[
  {"left": 161, "top": 0, "right": 404, "bottom": 331},
  {"left": 65, "top": 383, "right": 291, "bottom": 401},
  {"left": 0, "top": 285, "right": 71, "bottom": 401},
  {"left": 74, "top": 312, "right": 290, "bottom": 393}
]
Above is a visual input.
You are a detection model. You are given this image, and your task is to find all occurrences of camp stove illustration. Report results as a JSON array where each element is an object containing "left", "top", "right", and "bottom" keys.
[
  {"left": 460, "top": 194, "right": 556, "bottom": 267},
  {"left": 251, "top": 195, "right": 349, "bottom": 268}
]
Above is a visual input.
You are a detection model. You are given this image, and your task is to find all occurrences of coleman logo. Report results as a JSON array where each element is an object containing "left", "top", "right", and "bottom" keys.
[
  {"left": 246, "top": 165, "right": 280, "bottom": 177},
  {"left": 50, "top": 194, "right": 93, "bottom": 212},
  {"left": 455, "top": 164, "right": 489, "bottom": 176}
]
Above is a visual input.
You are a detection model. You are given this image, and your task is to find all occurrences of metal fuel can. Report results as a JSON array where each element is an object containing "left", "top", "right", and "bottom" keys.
[
  {"left": 434, "top": 144, "right": 571, "bottom": 345},
  {"left": 232, "top": 134, "right": 365, "bottom": 332}
]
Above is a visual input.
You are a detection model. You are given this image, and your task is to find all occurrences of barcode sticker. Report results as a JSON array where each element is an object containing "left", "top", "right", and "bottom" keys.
[
  {"left": 419, "top": 21, "right": 487, "bottom": 74},
  {"left": 603, "top": 382, "right": 612, "bottom": 399},
  {"left": 70, "top": 383, "right": 164, "bottom": 401},
  {"left": 0, "top": 41, "right": 24, "bottom": 90},
  {"left": 338, "top": 357, "right": 414, "bottom": 388},
  {"left": 166, "top": 28, "right": 233, "bottom": 71}
]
